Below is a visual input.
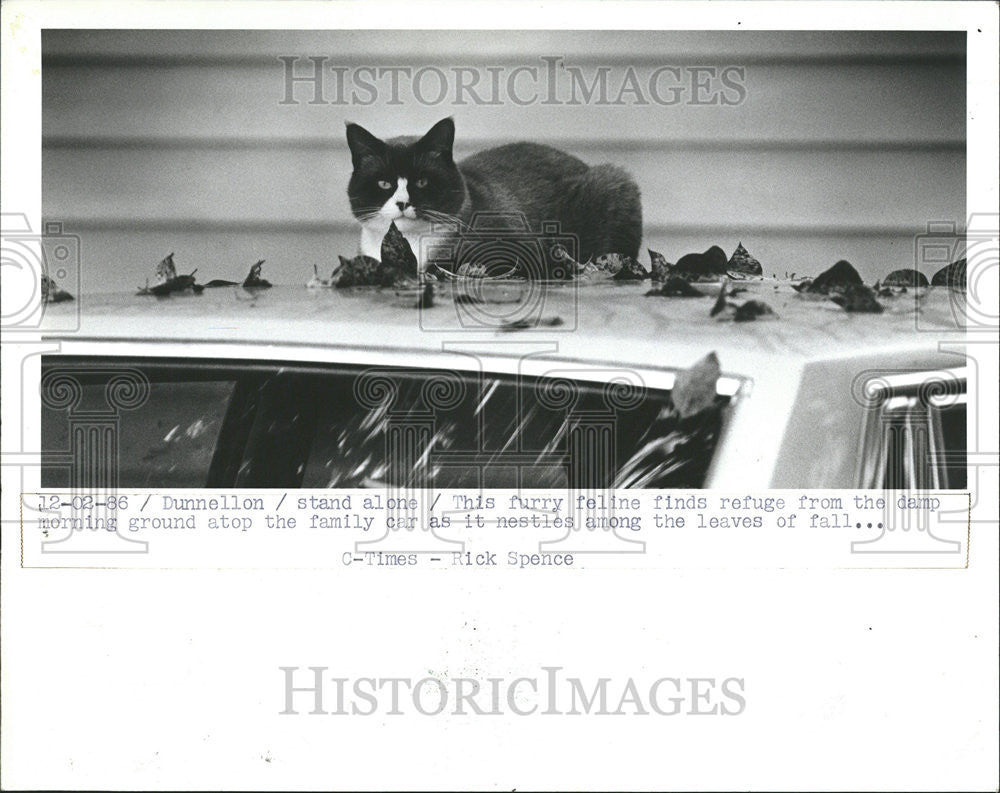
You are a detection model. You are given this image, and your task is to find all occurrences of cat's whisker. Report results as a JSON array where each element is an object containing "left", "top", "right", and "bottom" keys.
[
  {"left": 417, "top": 209, "right": 473, "bottom": 232},
  {"left": 352, "top": 210, "right": 388, "bottom": 224}
]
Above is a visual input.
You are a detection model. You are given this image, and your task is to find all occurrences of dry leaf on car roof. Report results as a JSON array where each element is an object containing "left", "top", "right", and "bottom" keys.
[
  {"left": 380, "top": 221, "right": 419, "bottom": 277},
  {"left": 243, "top": 259, "right": 272, "bottom": 288},
  {"left": 648, "top": 248, "right": 672, "bottom": 282}
]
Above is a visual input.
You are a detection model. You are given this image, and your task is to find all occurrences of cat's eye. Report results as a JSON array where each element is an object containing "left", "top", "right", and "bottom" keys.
[
  {"left": 415, "top": 178, "right": 429, "bottom": 188},
  {"left": 377, "top": 179, "right": 393, "bottom": 190}
]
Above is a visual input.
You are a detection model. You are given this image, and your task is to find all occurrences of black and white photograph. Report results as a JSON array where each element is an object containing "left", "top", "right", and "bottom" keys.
[
  {"left": 2, "top": 2, "right": 998, "bottom": 791},
  {"left": 34, "top": 27, "right": 973, "bottom": 491}
]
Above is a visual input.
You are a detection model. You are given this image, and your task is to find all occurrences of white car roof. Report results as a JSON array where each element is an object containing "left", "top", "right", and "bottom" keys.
[{"left": 41, "top": 281, "right": 964, "bottom": 378}]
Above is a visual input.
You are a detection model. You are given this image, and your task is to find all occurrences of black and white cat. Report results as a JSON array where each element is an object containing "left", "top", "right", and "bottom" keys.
[{"left": 346, "top": 117, "right": 642, "bottom": 274}]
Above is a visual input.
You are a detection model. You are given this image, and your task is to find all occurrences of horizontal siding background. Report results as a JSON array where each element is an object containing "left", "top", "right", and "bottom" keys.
[{"left": 42, "top": 30, "right": 965, "bottom": 290}]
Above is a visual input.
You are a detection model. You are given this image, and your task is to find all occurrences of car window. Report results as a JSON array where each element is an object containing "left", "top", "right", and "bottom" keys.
[
  {"left": 934, "top": 401, "right": 967, "bottom": 489},
  {"left": 301, "top": 370, "right": 686, "bottom": 489},
  {"left": 40, "top": 358, "right": 728, "bottom": 489},
  {"left": 856, "top": 370, "right": 967, "bottom": 490},
  {"left": 41, "top": 372, "right": 235, "bottom": 488}
]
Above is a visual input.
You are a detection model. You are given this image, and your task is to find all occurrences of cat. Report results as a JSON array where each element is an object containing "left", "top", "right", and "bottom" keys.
[{"left": 346, "top": 117, "right": 642, "bottom": 275}]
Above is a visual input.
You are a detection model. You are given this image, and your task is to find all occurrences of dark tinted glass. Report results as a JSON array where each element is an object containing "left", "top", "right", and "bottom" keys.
[
  {"left": 41, "top": 376, "right": 234, "bottom": 487},
  {"left": 936, "top": 403, "right": 967, "bottom": 489},
  {"left": 40, "top": 358, "right": 728, "bottom": 489}
]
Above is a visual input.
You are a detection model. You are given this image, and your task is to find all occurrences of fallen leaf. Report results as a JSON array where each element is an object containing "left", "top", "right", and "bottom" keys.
[
  {"left": 498, "top": 316, "right": 564, "bottom": 332},
  {"left": 243, "top": 259, "right": 272, "bottom": 288},
  {"left": 671, "top": 352, "right": 721, "bottom": 418},
  {"left": 575, "top": 261, "right": 609, "bottom": 281},
  {"left": 733, "top": 300, "right": 776, "bottom": 321},
  {"left": 155, "top": 252, "right": 177, "bottom": 283},
  {"left": 804, "top": 259, "right": 864, "bottom": 294},
  {"left": 334, "top": 255, "right": 393, "bottom": 288},
  {"left": 41, "top": 274, "right": 73, "bottom": 303},
  {"left": 931, "top": 258, "right": 966, "bottom": 288},
  {"left": 589, "top": 253, "right": 648, "bottom": 281},
  {"left": 829, "top": 284, "right": 884, "bottom": 313},
  {"left": 708, "top": 279, "right": 775, "bottom": 321},
  {"left": 592, "top": 252, "right": 627, "bottom": 274},
  {"left": 137, "top": 253, "right": 203, "bottom": 296},
  {"left": 645, "top": 277, "right": 705, "bottom": 297},
  {"left": 306, "top": 264, "right": 332, "bottom": 289},
  {"left": 381, "top": 222, "right": 419, "bottom": 277},
  {"left": 613, "top": 257, "right": 649, "bottom": 281},
  {"left": 882, "top": 268, "right": 928, "bottom": 288},
  {"left": 726, "top": 242, "right": 763, "bottom": 276},
  {"left": 674, "top": 245, "right": 728, "bottom": 280},
  {"left": 648, "top": 248, "right": 672, "bottom": 282}
]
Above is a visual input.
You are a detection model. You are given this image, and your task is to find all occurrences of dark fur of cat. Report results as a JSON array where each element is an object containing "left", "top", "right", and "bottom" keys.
[{"left": 346, "top": 117, "right": 642, "bottom": 276}]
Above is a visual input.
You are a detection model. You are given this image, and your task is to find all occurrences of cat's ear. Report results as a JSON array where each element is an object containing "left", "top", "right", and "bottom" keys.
[
  {"left": 416, "top": 117, "right": 455, "bottom": 159},
  {"left": 345, "top": 122, "right": 386, "bottom": 165}
]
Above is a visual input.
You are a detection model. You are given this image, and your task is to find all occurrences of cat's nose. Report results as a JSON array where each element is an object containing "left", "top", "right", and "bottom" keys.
[{"left": 395, "top": 201, "right": 409, "bottom": 211}]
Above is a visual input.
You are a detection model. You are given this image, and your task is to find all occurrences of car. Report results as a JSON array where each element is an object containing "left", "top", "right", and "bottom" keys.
[{"left": 38, "top": 277, "right": 967, "bottom": 490}]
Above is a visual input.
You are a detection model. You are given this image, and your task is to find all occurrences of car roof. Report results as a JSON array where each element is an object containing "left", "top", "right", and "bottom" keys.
[{"left": 41, "top": 281, "right": 964, "bottom": 377}]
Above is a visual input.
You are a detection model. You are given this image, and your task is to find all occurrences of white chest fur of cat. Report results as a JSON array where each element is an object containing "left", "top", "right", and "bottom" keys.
[{"left": 358, "top": 177, "right": 431, "bottom": 270}]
